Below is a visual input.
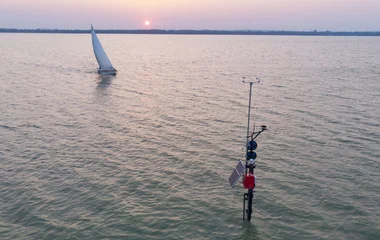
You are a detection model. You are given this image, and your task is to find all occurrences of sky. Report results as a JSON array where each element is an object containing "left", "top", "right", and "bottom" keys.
[{"left": 1, "top": 0, "right": 380, "bottom": 31}]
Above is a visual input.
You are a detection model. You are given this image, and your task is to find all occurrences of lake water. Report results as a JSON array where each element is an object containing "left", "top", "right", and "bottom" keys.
[{"left": 0, "top": 33, "right": 379, "bottom": 240}]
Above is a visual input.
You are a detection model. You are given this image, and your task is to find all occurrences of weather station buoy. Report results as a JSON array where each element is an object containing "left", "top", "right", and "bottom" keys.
[{"left": 228, "top": 77, "right": 267, "bottom": 222}]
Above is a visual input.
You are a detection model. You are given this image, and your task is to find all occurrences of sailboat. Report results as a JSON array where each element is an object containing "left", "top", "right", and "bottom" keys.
[{"left": 91, "top": 25, "right": 117, "bottom": 75}]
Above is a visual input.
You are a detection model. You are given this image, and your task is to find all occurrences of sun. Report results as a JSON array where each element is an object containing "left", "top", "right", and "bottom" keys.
[{"left": 145, "top": 20, "right": 150, "bottom": 26}]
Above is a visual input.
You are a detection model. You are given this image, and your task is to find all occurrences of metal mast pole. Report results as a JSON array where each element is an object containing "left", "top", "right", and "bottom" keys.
[
  {"left": 243, "top": 80, "right": 254, "bottom": 221},
  {"left": 244, "top": 81, "right": 253, "bottom": 177},
  {"left": 240, "top": 77, "right": 265, "bottom": 222},
  {"left": 246, "top": 82, "right": 253, "bottom": 148}
]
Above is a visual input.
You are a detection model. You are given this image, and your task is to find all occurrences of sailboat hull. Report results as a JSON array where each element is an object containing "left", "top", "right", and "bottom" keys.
[{"left": 98, "top": 68, "right": 117, "bottom": 75}]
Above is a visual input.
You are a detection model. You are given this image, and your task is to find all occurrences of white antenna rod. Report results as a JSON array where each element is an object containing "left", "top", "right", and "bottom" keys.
[{"left": 242, "top": 77, "right": 260, "bottom": 143}]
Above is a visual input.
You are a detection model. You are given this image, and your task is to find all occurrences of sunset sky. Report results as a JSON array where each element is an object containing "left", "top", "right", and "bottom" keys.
[{"left": 1, "top": 0, "right": 379, "bottom": 31}]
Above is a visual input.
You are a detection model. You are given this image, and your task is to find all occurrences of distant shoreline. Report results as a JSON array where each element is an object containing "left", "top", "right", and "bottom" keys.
[{"left": 1, "top": 28, "right": 380, "bottom": 36}]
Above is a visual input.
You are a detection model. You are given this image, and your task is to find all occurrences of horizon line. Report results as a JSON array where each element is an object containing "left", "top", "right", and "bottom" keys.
[
  {"left": 1, "top": 27, "right": 380, "bottom": 32},
  {"left": 1, "top": 28, "right": 380, "bottom": 36}
]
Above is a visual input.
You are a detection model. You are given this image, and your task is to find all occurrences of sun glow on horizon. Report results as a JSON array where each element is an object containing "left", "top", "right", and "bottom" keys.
[{"left": 145, "top": 20, "right": 150, "bottom": 26}]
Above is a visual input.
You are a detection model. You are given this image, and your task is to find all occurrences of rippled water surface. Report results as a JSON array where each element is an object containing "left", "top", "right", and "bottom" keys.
[{"left": 0, "top": 34, "right": 379, "bottom": 239}]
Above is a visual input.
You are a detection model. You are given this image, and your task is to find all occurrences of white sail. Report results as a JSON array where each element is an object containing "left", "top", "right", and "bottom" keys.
[{"left": 91, "top": 25, "right": 114, "bottom": 70}]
